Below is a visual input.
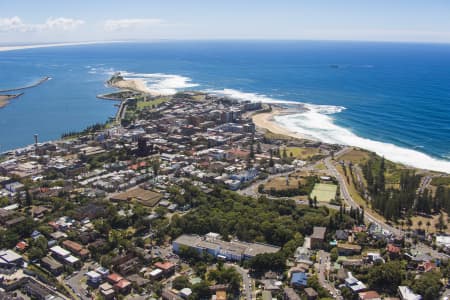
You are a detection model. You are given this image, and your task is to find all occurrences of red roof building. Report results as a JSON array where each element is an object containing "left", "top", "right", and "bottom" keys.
[
  {"left": 114, "top": 279, "right": 131, "bottom": 294},
  {"left": 358, "top": 290, "right": 382, "bottom": 300},
  {"left": 16, "top": 241, "right": 28, "bottom": 251},
  {"left": 154, "top": 261, "right": 176, "bottom": 276},
  {"left": 107, "top": 273, "right": 123, "bottom": 284},
  {"left": 386, "top": 244, "right": 401, "bottom": 255}
]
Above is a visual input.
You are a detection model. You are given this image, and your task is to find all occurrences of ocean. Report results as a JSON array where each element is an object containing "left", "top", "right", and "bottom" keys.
[{"left": 0, "top": 41, "right": 449, "bottom": 172}]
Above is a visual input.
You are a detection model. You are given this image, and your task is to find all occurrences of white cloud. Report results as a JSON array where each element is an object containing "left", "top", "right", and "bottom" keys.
[
  {"left": 103, "top": 18, "right": 164, "bottom": 31},
  {"left": 0, "top": 16, "right": 84, "bottom": 32},
  {"left": 0, "top": 16, "right": 27, "bottom": 32},
  {"left": 42, "top": 17, "right": 85, "bottom": 31}
]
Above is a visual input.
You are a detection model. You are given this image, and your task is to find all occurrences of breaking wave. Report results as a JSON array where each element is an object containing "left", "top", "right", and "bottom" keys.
[
  {"left": 118, "top": 71, "right": 198, "bottom": 95},
  {"left": 213, "top": 88, "right": 450, "bottom": 173}
]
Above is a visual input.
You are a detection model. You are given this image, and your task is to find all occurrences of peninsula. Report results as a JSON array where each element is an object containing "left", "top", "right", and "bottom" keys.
[
  {"left": 107, "top": 72, "right": 151, "bottom": 94},
  {"left": 0, "top": 93, "right": 24, "bottom": 108}
]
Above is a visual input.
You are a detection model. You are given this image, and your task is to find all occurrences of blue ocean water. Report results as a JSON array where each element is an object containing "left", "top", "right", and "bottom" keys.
[{"left": 0, "top": 41, "right": 449, "bottom": 172}]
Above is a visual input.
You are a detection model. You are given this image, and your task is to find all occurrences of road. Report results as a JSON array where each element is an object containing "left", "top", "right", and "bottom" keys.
[
  {"left": 316, "top": 250, "right": 342, "bottom": 300},
  {"left": 227, "top": 264, "right": 252, "bottom": 300},
  {"left": 65, "top": 261, "right": 97, "bottom": 300},
  {"left": 328, "top": 151, "right": 449, "bottom": 260}
]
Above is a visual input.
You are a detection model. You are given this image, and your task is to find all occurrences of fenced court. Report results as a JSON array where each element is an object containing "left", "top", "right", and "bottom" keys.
[{"left": 310, "top": 183, "right": 337, "bottom": 202}]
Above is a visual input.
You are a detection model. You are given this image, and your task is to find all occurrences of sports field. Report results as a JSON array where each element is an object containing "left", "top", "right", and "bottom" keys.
[{"left": 310, "top": 183, "right": 337, "bottom": 202}]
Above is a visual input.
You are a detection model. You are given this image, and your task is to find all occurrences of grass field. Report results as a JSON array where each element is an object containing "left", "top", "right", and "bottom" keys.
[
  {"left": 310, "top": 183, "right": 337, "bottom": 202},
  {"left": 399, "top": 213, "right": 450, "bottom": 234},
  {"left": 431, "top": 176, "right": 450, "bottom": 187},
  {"left": 264, "top": 130, "right": 294, "bottom": 141},
  {"left": 264, "top": 176, "right": 305, "bottom": 191},
  {"left": 285, "top": 147, "right": 321, "bottom": 160},
  {"left": 338, "top": 149, "right": 371, "bottom": 164},
  {"left": 137, "top": 96, "right": 170, "bottom": 110}
]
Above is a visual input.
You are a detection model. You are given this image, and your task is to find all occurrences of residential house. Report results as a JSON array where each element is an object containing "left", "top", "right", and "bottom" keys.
[
  {"left": 290, "top": 272, "right": 308, "bottom": 288},
  {"left": 304, "top": 287, "right": 318, "bottom": 300},
  {"left": 310, "top": 227, "right": 326, "bottom": 249}
]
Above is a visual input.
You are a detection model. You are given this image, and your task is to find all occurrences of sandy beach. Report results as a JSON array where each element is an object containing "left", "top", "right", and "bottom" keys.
[
  {"left": 0, "top": 94, "right": 22, "bottom": 108},
  {"left": 0, "top": 41, "right": 122, "bottom": 52},
  {"left": 110, "top": 78, "right": 152, "bottom": 94},
  {"left": 252, "top": 106, "right": 307, "bottom": 140}
]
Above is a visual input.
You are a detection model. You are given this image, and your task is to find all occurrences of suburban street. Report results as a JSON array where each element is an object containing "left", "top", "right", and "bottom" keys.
[
  {"left": 65, "top": 261, "right": 97, "bottom": 300},
  {"left": 227, "top": 264, "right": 252, "bottom": 300},
  {"left": 316, "top": 250, "right": 342, "bottom": 300},
  {"left": 327, "top": 151, "right": 449, "bottom": 260}
]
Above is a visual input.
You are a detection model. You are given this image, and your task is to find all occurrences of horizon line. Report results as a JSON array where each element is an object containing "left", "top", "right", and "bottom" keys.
[{"left": 1, "top": 38, "right": 450, "bottom": 52}]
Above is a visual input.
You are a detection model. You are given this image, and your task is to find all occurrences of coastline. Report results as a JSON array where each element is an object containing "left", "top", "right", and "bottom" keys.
[
  {"left": 0, "top": 41, "right": 123, "bottom": 52},
  {"left": 109, "top": 78, "right": 152, "bottom": 95},
  {"left": 252, "top": 104, "right": 450, "bottom": 174},
  {"left": 0, "top": 93, "right": 24, "bottom": 108},
  {"left": 252, "top": 106, "right": 309, "bottom": 140}
]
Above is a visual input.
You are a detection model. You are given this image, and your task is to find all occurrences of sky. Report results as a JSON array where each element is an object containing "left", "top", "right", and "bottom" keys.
[{"left": 1, "top": 0, "right": 450, "bottom": 44}]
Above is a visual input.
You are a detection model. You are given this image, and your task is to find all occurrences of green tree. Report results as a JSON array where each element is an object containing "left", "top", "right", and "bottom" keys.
[
  {"left": 412, "top": 271, "right": 442, "bottom": 300},
  {"left": 367, "top": 261, "right": 403, "bottom": 294},
  {"left": 173, "top": 275, "right": 191, "bottom": 290}
]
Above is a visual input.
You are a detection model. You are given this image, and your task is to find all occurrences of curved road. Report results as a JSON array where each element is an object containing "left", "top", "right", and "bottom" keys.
[{"left": 327, "top": 151, "right": 449, "bottom": 260}]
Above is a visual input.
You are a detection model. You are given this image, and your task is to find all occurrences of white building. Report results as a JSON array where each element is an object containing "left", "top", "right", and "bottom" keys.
[{"left": 398, "top": 286, "right": 422, "bottom": 300}]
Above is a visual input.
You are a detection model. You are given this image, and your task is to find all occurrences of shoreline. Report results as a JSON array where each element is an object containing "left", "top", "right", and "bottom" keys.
[
  {"left": 252, "top": 105, "right": 450, "bottom": 174},
  {"left": 0, "top": 93, "right": 24, "bottom": 108},
  {"left": 0, "top": 41, "right": 123, "bottom": 52},
  {"left": 252, "top": 105, "right": 310, "bottom": 140},
  {"left": 109, "top": 78, "right": 153, "bottom": 95}
]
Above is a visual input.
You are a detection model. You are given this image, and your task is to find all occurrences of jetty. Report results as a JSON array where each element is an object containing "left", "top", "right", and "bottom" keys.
[{"left": 0, "top": 76, "right": 50, "bottom": 93}]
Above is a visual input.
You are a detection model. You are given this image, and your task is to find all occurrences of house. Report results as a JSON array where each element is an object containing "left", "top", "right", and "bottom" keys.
[
  {"left": 5, "top": 182, "right": 24, "bottom": 193},
  {"left": 216, "top": 290, "right": 227, "bottom": 300},
  {"left": 96, "top": 266, "right": 110, "bottom": 278},
  {"left": 310, "top": 227, "right": 326, "bottom": 249},
  {"left": 86, "top": 271, "right": 102, "bottom": 286},
  {"left": 284, "top": 287, "right": 301, "bottom": 300},
  {"left": 40, "top": 256, "right": 63, "bottom": 276},
  {"left": 337, "top": 243, "right": 362, "bottom": 256},
  {"left": 162, "top": 289, "right": 183, "bottom": 300},
  {"left": 345, "top": 273, "right": 367, "bottom": 293},
  {"left": 359, "top": 291, "right": 382, "bottom": 300},
  {"left": 154, "top": 261, "right": 176, "bottom": 277},
  {"left": 107, "top": 273, "right": 123, "bottom": 285},
  {"left": 15, "top": 241, "right": 28, "bottom": 252},
  {"left": 114, "top": 278, "right": 132, "bottom": 295},
  {"left": 386, "top": 244, "right": 401, "bottom": 257},
  {"left": 62, "top": 240, "right": 90, "bottom": 259},
  {"left": 398, "top": 286, "right": 421, "bottom": 300},
  {"left": 335, "top": 230, "right": 349, "bottom": 241},
  {"left": 417, "top": 261, "right": 435, "bottom": 273},
  {"left": 149, "top": 268, "right": 164, "bottom": 280},
  {"left": 99, "top": 282, "right": 115, "bottom": 300},
  {"left": 0, "top": 250, "right": 23, "bottom": 268},
  {"left": 290, "top": 272, "right": 308, "bottom": 288},
  {"left": 179, "top": 287, "right": 192, "bottom": 299},
  {"left": 304, "top": 287, "right": 318, "bottom": 300},
  {"left": 435, "top": 235, "right": 450, "bottom": 248}
]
